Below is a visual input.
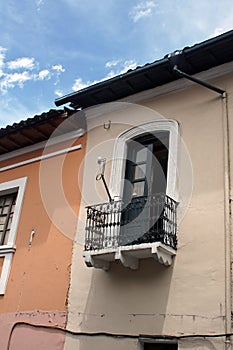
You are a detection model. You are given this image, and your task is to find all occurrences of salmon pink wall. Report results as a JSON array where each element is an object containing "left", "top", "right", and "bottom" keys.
[{"left": 0, "top": 134, "right": 86, "bottom": 349}]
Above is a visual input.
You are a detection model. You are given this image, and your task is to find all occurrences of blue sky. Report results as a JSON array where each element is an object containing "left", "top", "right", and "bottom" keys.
[{"left": 0, "top": 0, "right": 233, "bottom": 127}]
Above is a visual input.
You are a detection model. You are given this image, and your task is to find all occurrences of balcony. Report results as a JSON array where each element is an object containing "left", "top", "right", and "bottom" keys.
[{"left": 83, "top": 194, "right": 178, "bottom": 270}]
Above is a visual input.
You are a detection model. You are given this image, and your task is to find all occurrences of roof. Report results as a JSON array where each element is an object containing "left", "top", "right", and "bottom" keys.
[
  {"left": 0, "top": 108, "right": 76, "bottom": 155},
  {"left": 1, "top": 30, "right": 233, "bottom": 156},
  {"left": 55, "top": 30, "right": 233, "bottom": 109}
]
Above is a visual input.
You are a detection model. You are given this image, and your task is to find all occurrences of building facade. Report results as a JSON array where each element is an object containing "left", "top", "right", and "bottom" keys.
[
  {"left": 0, "top": 109, "right": 86, "bottom": 349},
  {"left": 0, "top": 30, "right": 233, "bottom": 349},
  {"left": 56, "top": 31, "right": 233, "bottom": 350}
]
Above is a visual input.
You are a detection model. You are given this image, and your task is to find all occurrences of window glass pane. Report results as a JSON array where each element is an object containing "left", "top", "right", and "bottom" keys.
[
  {"left": 3, "top": 206, "right": 10, "bottom": 215},
  {"left": 5, "top": 198, "right": 12, "bottom": 205},
  {"left": 134, "top": 164, "right": 146, "bottom": 180},
  {"left": 132, "top": 181, "right": 145, "bottom": 197},
  {"left": 3, "top": 230, "right": 10, "bottom": 245},
  {"left": 7, "top": 214, "right": 13, "bottom": 229},
  {"left": 136, "top": 147, "right": 148, "bottom": 163},
  {"left": 0, "top": 193, "right": 17, "bottom": 245},
  {"left": 0, "top": 216, "right": 6, "bottom": 226}
]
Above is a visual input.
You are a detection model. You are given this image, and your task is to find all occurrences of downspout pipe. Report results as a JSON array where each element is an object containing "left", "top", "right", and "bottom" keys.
[
  {"left": 173, "top": 65, "right": 225, "bottom": 95},
  {"left": 222, "top": 92, "right": 232, "bottom": 348},
  {"left": 173, "top": 59, "right": 231, "bottom": 347}
]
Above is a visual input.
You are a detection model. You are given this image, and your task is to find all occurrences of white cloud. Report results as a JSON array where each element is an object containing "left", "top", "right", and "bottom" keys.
[
  {"left": 212, "top": 28, "right": 225, "bottom": 37},
  {"left": 0, "top": 71, "right": 32, "bottom": 93},
  {"left": 0, "top": 47, "right": 7, "bottom": 68},
  {"left": 52, "top": 64, "right": 65, "bottom": 85},
  {"left": 36, "top": 0, "right": 45, "bottom": 11},
  {"left": 130, "top": 1, "right": 157, "bottom": 22},
  {"left": 0, "top": 48, "right": 65, "bottom": 94},
  {"left": 209, "top": 16, "right": 233, "bottom": 39},
  {"left": 37, "top": 69, "right": 50, "bottom": 80},
  {"left": 7, "top": 57, "right": 35, "bottom": 70},
  {"left": 72, "top": 59, "right": 138, "bottom": 92},
  {"left": 52, "top": 64, "right": 65, "bottom": 73},
  {"left": 54, "top": 89, "right": 64, "bottom": 97},
  {"left": 0, "top": 69, "right": 53, "bottom": 93},
  {"left": 0, "top": 47, "right": 7, "bottom": 78},
  {"left": 72, "top": 78, "right": 91, "bottom": 91},
  {"left": 121, "top": 60, "right": 137, "bottom": 73},
  {"left": 105, "top": 59, "right": 120, "bottom": 68}
]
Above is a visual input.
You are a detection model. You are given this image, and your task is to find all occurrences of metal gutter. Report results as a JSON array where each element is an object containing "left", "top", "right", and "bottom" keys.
[
  {"left": 54, "top": 30, "right": 233, "bottom": 108},
  {"left": 54, "top": 58, "right": 168, "bottom": 107},
  {"left": 173, "top": 65, "right": 225, "bottom": 95}
]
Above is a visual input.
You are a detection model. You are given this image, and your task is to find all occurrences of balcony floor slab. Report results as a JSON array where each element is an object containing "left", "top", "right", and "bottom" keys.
[{"left": 83, "top": 242, "right": 176, "bottom": 270}]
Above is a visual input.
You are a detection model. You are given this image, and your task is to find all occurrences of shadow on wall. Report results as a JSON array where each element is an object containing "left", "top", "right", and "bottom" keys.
[
  {"left": 78, "top": 258, "right": 175, "bottom": 349},
  {"left": 179, "top": 337, "right": 225, "bottom": 350}
]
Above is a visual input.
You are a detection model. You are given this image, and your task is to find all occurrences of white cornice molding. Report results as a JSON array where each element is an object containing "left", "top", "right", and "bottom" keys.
[{"left": 0, "top": 144, "right": 82, "bottom": 173}]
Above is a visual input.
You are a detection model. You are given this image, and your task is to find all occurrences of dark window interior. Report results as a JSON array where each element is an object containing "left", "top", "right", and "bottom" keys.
[
  {"left": 144, "top": 342, "right": 178, "bottom": 350},
  {"left": 124, "top": 131, "right": 169, "bottom": 201},
  {"left": 119, "top": 131, "right": 170, "bottom": 246},
  {"left": 0, "top": 193, "right": 17, "bottom": 245}
]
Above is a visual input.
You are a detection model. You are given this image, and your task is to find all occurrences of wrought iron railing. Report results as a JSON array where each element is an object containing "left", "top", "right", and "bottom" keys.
[{"left": 85, "top": 194, "right": 178, "bottom": 251}]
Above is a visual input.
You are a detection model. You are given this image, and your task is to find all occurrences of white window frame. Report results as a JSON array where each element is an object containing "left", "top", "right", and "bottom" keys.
[
  {"left": 0, "top": 177, "right": 27, "bottom": 294},
  {"left": 109, "top": 119, "right": 179, "bottom": 201}
]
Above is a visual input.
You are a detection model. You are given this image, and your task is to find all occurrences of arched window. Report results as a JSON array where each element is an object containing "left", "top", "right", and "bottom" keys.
[{"left": 110, "top": 119, "right": 179, "bottom": 201}]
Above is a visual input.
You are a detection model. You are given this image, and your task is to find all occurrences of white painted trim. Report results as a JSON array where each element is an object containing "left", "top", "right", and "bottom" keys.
[
  {"left": 137, "top": 341, "right": 143, "bottom": 350},
  {"left": 0, "top": 128, "right": 84, "bottom": 162},
  {"left": 0, "top": 246, "right": 16, "bottom": 254},
  {"left": 0, "top": 252, "right": 13, "bottom": 295},
  {"left": 83, "top": 242, "right": 176, "bottom": 270},
  {"left": 0, "top": 177, "right": 27, "bottom": 246},
  {"left": 0, "top": 144, "right": 82, "bottom": 173},
  {"left": 0, "top": 177, "right": 27, "bottom": 294},
  {"left": 109, "top": 120, "right": 179, "bottom": 201}
]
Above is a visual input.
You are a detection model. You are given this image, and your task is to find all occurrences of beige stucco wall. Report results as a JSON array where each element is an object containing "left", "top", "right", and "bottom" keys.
[{"left": 64, "top": 71, "right": 233, "bottom": 350}]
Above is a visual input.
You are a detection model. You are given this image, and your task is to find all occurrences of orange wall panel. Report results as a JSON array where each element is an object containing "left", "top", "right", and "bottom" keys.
[{"left": 0, "top": 134, "right": 86, "bottom": 313}]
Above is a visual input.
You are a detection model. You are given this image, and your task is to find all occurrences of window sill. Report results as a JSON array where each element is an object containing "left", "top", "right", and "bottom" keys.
[
  {"left": 83, "top": 242, "right": 176, "bottom": 270},
  {"left": 0, "top": 245, "right": 16, "bottom": 255}
]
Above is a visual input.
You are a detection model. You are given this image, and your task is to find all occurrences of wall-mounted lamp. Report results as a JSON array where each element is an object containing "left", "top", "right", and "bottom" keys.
[
  {"left": 96, "top": 157, "right": 106, "bottom": 180},
  {"left": 96, "top": 157, "right": 112, "bottom": 202}
]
